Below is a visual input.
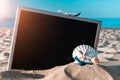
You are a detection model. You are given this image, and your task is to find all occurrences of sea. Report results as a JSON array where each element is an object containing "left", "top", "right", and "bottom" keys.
[
  {"left": 93, "top": 18, "right": 120, "bottom": 28},
  {"left": 0, "top": 18, "right": 120, "bottom": 28}
]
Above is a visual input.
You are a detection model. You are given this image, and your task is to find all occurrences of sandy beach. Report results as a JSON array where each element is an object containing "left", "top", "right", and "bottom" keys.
[{"left": 0, "top": 27, "right": 120, "bottom": 80}]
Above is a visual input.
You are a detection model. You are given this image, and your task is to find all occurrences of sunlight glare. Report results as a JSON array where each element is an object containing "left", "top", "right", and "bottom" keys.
[{"left": 0, "top": 0, "right": 10, "bottom": 19}]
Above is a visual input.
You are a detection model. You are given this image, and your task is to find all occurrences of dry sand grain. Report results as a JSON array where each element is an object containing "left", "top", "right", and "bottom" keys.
[{"left": 0, "top": 28, "right": 120, "bottom": 80}]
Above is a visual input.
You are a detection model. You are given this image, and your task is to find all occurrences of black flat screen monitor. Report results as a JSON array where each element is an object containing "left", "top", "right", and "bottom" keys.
[{"left": 8, "top": 6, "right": 101, "bottom": 70}]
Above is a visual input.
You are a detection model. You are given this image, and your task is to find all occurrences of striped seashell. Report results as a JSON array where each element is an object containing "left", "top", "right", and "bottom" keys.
[{"left": 72, "top": 44, "right": 98, "bottom": 63}]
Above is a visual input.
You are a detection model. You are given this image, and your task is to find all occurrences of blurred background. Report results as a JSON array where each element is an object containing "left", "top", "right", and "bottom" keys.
[{"left": 0, "top": 0, "right": 120, "bottom": 28}]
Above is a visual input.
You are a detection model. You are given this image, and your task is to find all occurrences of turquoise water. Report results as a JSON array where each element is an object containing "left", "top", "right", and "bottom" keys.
[
  {"left": 0, "top": 19, "right": 14, "bottom": 27},
  {"left": 0, "top": 18, "right": 120, "bottom": 28},
  {"left": 93, "top": 18, "right": 120, "bottom": 28}
]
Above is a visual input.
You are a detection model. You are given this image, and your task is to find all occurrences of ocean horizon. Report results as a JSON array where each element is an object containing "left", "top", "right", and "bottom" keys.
[
  {"left": 0, "top": 18, "right": 120, "bottom": 28},
  {"left": 93, "top": 18, "right": 120, "bottom": 28}
]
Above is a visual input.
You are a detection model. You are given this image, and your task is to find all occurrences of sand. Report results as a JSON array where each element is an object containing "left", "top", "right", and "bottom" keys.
[{"left": 0, "top": 27, "right": 120, "bottom": 80}]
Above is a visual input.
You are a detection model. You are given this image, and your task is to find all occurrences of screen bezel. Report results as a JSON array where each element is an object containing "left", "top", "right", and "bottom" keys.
[{"left": 8, "top": 6, "right": 101, "bottom": 70}]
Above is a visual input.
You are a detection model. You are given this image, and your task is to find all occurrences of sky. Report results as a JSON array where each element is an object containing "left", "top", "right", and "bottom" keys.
[{"left": 1, "top": 0, "right": 120, "bottom": 19}]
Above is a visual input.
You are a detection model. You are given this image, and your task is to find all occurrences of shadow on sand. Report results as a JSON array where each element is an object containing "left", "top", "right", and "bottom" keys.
[
  {"left": 100, "top": 65, "right": 120, "bottom": 80},
  {"left": 0, "top": 70, "right": 45, "bottom": 79}
]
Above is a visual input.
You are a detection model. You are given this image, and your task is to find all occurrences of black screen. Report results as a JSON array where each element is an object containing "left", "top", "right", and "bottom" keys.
[{"left": 11, "top": 9, "right": 100, "bottom": 70}]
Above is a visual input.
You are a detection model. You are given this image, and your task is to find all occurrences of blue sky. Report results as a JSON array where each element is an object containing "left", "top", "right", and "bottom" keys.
[
  {"left": 2, "top": 0, "right": 120, "bottom": 18},
  {"left": 1, "top": 0, "right": 120, "bottom": 27},
  {"left": 15, "top": 0, "right": 120, "bottom": 18}
]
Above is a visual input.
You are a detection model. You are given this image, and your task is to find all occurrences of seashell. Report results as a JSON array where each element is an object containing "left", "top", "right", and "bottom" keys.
[{"left": 72, "top": 44, "right": 98, "bottom": 63}]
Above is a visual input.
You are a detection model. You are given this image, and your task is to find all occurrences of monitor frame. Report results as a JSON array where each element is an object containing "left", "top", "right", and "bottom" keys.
[{"left": 8, "top": 6, "right": 101, "bottom": 70}]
